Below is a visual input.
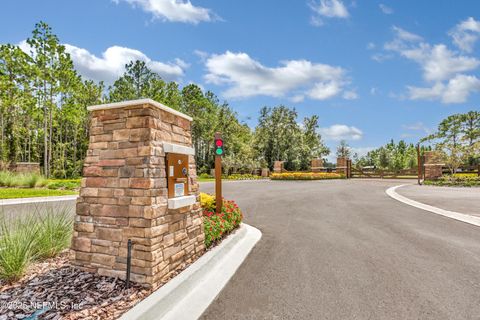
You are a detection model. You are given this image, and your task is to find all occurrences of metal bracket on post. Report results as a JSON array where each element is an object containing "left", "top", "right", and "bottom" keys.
[{"left": 126, "top": 239, "right": 132, "bottom": 289}]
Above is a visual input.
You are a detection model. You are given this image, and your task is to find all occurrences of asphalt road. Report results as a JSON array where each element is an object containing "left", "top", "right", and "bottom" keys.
[
  {"left": 200, "top": 179, "right": 480, "bottom": 320},
  {"left": 0, "top": 198, "right": 76, "bottom": 219},
  {"left": 397, "top": 184, "right": 480, "bottom": 216}
]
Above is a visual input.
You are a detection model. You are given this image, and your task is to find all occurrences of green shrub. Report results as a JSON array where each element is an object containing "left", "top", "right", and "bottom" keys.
[
  {"left": 0, "top": 215, "right": 38, "bottom": 281},
  {"left": 201, "top": 194, "right": 243, "bottom": 247},
  {"left": 46, "top": 179, "right": 81, "bottom": 190},
  {"left": 198, "top": 173, "right": 213, "bottom": 179},
  {"left": 270, "top": 172, "right": 345, "bottom": 180},
  {"left": 424, "top": 173, "right": 480, "bottom": 187},
  {"left": 225, "top": 173, "right": 262, "bottom": 180},
  {"left": 32, "top": 208, "right": 73, "bottom": 259}
]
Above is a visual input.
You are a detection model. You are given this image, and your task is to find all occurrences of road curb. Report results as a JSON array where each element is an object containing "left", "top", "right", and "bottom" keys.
[
  {"left": 120, "top": 223, "right": 262, "bottom": 320},
  {"left": 0, "top": 195, "right": 78, "bottom": 206},
  {"left": 386, "top": 184, "right": 480, "bottom": 227}
]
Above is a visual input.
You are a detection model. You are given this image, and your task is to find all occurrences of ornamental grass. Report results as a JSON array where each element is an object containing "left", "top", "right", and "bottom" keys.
[
  {"left": 0, "top": 171, "right": 47, "bottom": 188},
  {"left": 0, "top": 206, "right": 73, "bottom": 282}
]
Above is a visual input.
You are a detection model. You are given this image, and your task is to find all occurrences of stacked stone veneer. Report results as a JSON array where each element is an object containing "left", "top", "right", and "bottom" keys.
[
  {"left": 311, "top": 158, "right": 324, "bottom": 172},
  {"left": 10, "top": 162, "right": 40, "bottom": 174},
  {"left": 336, "top": 157, "right": 348, "bottom": 175},
  {"left": 424, "top": 151, "right": 444, "bottom": 180},
  {"left": 70, "top": 100, "right": 205, "bottom": 288},
  {"left": 273, "top": 161, "right": 285, "bottom": 173}
]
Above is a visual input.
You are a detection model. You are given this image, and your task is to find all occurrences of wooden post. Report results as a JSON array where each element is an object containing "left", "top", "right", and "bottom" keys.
[
  {"left": 417, "top": 144, "right": 422, "bottom": 185},
  {"left": 348, "top": 159, "right": 352, "bottom": 178},
  {"left": 215, "top": 132, "right": 222, "bottom": 215}
]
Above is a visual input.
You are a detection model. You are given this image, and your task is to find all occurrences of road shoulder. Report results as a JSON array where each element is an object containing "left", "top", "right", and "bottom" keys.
[{"left": 386, "top": 184, "right": 480, "bottom": 227}]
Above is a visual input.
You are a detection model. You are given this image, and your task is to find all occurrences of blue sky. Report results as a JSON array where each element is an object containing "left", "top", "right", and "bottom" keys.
[{"left": 1, "top": 0, "right": 479, "bottom": 158}]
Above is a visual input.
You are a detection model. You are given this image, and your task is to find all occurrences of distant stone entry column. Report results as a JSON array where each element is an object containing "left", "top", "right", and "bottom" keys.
[
  {"left": 311, "top": 158, "right": 324, "bottom": 172},
  {"left": 336, "top": 157, "right": 348, "bottom": 176},
  {"left": 70, "top": 99, "right": 205, "bottom": 288},
  {"left": 423, "top": 151, "right": 444, "bottom": 180},
  {"left": 273, "top": 161, "right": 285, "bottom": 173}
]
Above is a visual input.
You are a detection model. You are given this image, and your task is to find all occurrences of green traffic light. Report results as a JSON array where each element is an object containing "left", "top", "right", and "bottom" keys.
[{"left": 216, "top": 148, "right": 223, "bottom": 155}]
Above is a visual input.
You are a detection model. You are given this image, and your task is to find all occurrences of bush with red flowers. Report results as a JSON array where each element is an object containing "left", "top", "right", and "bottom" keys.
[{"left": 200, "top": 193, "right": 243, "bottom": 247}]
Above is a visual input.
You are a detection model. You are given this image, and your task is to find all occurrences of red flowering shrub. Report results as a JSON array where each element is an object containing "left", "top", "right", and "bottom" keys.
[{"left": 201, "top": 194, "right": 243, "bottom": 247}]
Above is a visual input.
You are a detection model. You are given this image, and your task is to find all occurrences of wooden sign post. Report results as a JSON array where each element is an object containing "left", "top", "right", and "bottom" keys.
[{"left": 214, "top": 132, "right": 224, "bottom": 215}]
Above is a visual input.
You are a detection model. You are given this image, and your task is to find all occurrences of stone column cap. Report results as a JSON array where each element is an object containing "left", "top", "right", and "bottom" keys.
[{"left": 87, "top": 98, "right": 193, "bottom": 122}]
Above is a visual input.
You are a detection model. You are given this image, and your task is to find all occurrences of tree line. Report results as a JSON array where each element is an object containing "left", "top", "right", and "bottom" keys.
[
  {"left": 352, "top": 140, "right": 425, "bottom": 171},
  {"left": 0, "top": 22, "right": 330, "bottom": 178},
  {"left": 352, "top": 111, "right": 479, "bottom": 172},
  {"left": 421, "top": 111, "right": 480, "bottom": 173}
]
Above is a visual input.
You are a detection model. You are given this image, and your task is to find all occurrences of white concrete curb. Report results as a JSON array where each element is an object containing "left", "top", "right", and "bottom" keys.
[
  {"left": 0, "top": 195, "right": 78, "bottom": 206},
  {"left": 386, "top": 185, "right": 480, "bottom": 227},
  {"left": 120, "top": 223, "right": 262, "bottom": 320}
]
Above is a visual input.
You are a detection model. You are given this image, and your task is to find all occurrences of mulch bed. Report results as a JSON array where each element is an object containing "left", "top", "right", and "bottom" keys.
[
  {"left": 0, "top": 253, "right": 152, "bottom": 320},
  {"left": 0, "top": 229, "right": 241, "bottom": 319}
]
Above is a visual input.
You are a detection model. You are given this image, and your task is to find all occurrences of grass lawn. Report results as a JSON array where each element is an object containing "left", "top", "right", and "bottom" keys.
[
  {"left": 0, "top": 188, "right": 78, "bottom": 199},
  {"left": 198, "top": 177, "right": 216, "bottom": 182}
]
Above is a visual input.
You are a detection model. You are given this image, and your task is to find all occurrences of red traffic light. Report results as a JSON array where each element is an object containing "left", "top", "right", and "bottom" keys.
[{"left": 215, "top": 139, "right": 223, "bottom": 147}]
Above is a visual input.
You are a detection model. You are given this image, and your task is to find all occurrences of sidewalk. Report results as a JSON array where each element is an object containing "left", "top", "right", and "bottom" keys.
[{"left": 395, "top": 185, "right": 480, "bottom": 217}]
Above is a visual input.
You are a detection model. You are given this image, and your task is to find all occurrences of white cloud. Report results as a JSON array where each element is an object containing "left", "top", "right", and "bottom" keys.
[
  {"left": 308, "top": 82, "right": 342, "bottom": 100},
  {"left": 309, "top": 0, "right": 349, "bottom": 26},
  {"left": 18, "top": 40, "right": 186, "bottom": 83},
  {"left": 64, "top": 44, "right": 186, "bottom": 83},
  {"left": 381, "top": 24, "right": 480, "bottom": 104},
  {"left": 343, "top": 90, "right": 358, "bottom": 100},
  {"left": 17, "top": 40, "right": 30, "bottom": 53},
  {"left": 449, "top": 17, "right": 480, "bottom": 53},
  {"left": 310, "top": 16, "right": 324, "bottom": 27},
  {"left": 402, "top": 122, "right": 431, "bottom": 134},
  {"left": 367, "top": 42, "right": 376, "bottom": 50},
  {"left": 311, "top": 0, "right": 349, "bottom": 18},
  {"left": 379, "top": 4, "right": 393, "bottom": 14},
  {"left": 204, "top": 51, "right": 352, "bottom": 100},
  {"left": 408, "top": 74, "right": 480, "bottom": 103},
  {"left": 193, "top": 49, "right": 209, "bottom": 61},
  {"left": 393, "top": 26, "right": 422, "bottom": 42},
  {"left": 371, "top": 53, "right": 392, "bottom": 62},
  {"left": 398, "top": 43, "right": 479, "bottom": 82},
  {"left": 318, "top": 124, "right": 363, "bottom": 141},
  {"left": 291, "top": 95, "right": 305, "bottom": 103},
  {"left": 114, "top": 0, "right": 216, "bottom": 24}
]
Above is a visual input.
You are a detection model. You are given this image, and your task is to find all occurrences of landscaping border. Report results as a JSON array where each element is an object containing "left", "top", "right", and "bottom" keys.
[
  {"left": 386, "top": 184, "right": 480, "bottom": 227},
  {"left": 120, "top": 223, "right": 262, "bottom": 320},
  {"left": 0, "top": 194, "right": 78, "bottom": 206}
]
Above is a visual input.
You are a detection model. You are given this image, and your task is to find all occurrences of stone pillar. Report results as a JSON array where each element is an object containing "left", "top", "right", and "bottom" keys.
[
  {"left": 336, "top": 157, "right": 348, "bottom": 176},
  {"left": 70, "top": 99, "right": 205, "bottom": 288},
  {"left": 261, "top": 168, "right": 270, "bottom": 177},
  {"left": 10, "top": 162, "right": 41, "bottom": 174},
  {"left": 273, "top": 161, "right": 285, "bottom": 173},
  {"left": 424, "top": 151, "right": 444, "bottom": 180},
  {"left": 311, "top": 158, "right": 324, "bottom": 172}
]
